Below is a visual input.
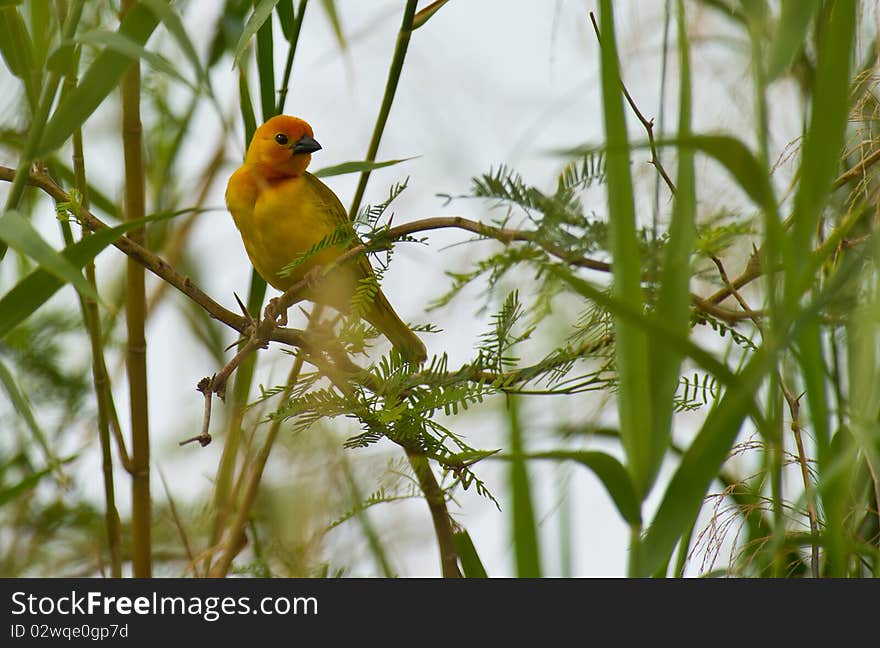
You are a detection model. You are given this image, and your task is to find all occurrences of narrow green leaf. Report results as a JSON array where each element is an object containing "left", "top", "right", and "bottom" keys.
[
  {"left": 276, "top": 0, "right": 295, "bottom": 41},
  {"left": 313, "top": 157, "right": 416, "bottom": 178},
  {"left": 26, "top": 0, "right": 51, "bottom": 73},
  {"left": 0, "top": 358, "right": 63, "bottom": 481},
  {"left": 659, "top": 135, "right": 774, "bottom": 211},
  {"left": 550, "top": 265, "right": 742, "bottom": 392},
  {"left": 766, "top": 0, "right": 820, "bottom": 80},
  {"left": 320, "top": 0, "right": 346, "bottom": 51},
  {"left": 0, "top": 211, "right": 99, "bottom": 302},
  {"left": 452, "top": 529, "right": 488, "bottom": 578},
  {"left": 508, "top": 396, "right": 542, "bottom": 577},
  {"left": 0, "top": 465, "right": 53, "bottom": 507},
  {"left": 0, "top": 216, "right": 157, "bottom": 338},
  {"left": 648, "top": 0, "right": 696, "bottom": 499},
  {"left": 74, "top": 30, "right": 195, "bottom": 91},
  {"left": 787, "top": 0, "right": 856, "bottom": 302},
  {"left": 411, "top": 0, "right": 450, "bottom": 31},
  {"left": 0, "top": 6, "right": 37, "bottom": 105},
  {"left": 598, "top": 0, "right": 653, "bottom": 497},
  {"left": 524, "top": 451, "right": 641, "bottom": 526},
  {"left": 238, "top": 66, "right": 258, "bottom": 148},
  {"left": 640, "top": 351, "right": 772, "bottom": 575},
  {"left": 139, "top": 0, "right": 208, "bottom": 84},
  {"left": 255, "top": 6, "right": 276, "bottom": 121},
  {"left": 232, "top": 0, "right": 279, "bottom": 67},
  {"left": 0, "top": 1, "right": 25, "bottom": 6},
  {"left": 37, "top": 1, "right": 160, "bottom": 156}
]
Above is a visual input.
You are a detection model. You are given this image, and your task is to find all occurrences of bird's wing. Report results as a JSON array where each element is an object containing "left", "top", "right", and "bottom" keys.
[{"left": 303, "top": 172, "right": 377, "bottom": 280}]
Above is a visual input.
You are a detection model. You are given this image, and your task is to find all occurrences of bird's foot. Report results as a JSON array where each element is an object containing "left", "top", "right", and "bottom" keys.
[
  {"left": 264, "top": 297, "right": 288, "bottom": 327},
  {"left": 303, "top": 266, "right": 325, "bottom": 293}
]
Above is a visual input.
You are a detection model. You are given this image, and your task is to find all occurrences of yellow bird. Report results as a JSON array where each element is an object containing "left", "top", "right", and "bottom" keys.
[{"left": 225, "top": 115, "right": 427, "bottom": 363}]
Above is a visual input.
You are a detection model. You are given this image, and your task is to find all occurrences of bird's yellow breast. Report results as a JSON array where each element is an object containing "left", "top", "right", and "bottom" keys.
[{"left": 227, "top": 171, "right": 345, "bottom": 291}]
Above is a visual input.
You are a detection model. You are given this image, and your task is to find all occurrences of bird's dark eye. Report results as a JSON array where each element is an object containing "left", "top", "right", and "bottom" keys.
[{"left": 274, "top": 133, "right": 289, "bottom": 145}]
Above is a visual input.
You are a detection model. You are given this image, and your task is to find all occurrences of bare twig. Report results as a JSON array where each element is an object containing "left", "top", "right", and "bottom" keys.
[
  {"left": 589, "top": 11, "right": 677, "bottom": 195},
  {"left": 780, "top": 381, "right": 820, "bottom": 579}
]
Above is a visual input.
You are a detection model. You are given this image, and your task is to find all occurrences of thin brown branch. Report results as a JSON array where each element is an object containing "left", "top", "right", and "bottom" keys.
[
  {"left": 589, "top": 11, "right": 677, "bottom": 195},
  {"left": 780, "top": 381, "right": 820, "bottom": 579},
  {"left": 0, "top": 165, "right": 308, "bottom": 348},
  {"left": 406, "top": 448, "right": 462, "bottom": 577},
  {"left": 833, "top": 146, "right": 880, "bottom": 190}
]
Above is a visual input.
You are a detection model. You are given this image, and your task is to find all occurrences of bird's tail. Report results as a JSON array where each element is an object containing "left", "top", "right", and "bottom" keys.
[{"left": 367, "top": 291, "right": 427, "bottom": 364}]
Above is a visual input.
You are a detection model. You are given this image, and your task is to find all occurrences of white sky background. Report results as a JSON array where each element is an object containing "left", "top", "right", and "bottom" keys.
[{"left": 0, "top": 0, "right": 832, "bottom": 576}]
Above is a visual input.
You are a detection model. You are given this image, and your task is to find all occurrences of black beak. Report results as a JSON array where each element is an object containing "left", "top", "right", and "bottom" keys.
[{"left": 291, "top": 135, "right": 322, "bottom": 154}]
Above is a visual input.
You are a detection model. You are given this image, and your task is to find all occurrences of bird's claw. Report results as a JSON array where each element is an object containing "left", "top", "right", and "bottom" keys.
[
  {"left": 303, "top": 266, "right": 324, "bottom": 292},
  {"left": 264, "top": 297, "right": 288, "bottom": 327}
]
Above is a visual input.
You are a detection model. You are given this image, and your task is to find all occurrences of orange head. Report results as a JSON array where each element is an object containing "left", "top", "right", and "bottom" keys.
[{"left": 244, "top": 115, "right": 322, "bottom": 178}]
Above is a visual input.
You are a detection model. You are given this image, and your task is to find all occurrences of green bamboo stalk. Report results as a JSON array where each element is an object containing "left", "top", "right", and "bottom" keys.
[
  {"left": 276, "top": 0, "right": 309, "bottom": 115},
  {"left": 120, "top": 0, "right": 151, "bottom": 579},
  {"left": 208, "top": 356, "right": 305, "bottom": 577},
  {"left": 54, "top": 7, "right": 122, "bottom": 575},
  {"left": 347, "top": 0, "right": 418, "bottom": 219}
]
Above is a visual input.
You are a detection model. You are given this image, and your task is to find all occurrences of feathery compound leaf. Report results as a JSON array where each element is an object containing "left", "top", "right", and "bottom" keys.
[{"left": 277, "top": 223, "right": 353, "bottom": 276}]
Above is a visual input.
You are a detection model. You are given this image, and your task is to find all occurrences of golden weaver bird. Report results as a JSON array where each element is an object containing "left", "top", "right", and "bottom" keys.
[{"left": 225, "top": 115, "right": 427, "bottom": 363}]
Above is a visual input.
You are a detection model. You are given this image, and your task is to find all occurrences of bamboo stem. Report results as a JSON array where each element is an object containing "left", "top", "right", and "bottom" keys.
[
  {"left": 120, "top": 0, "right": 150, "bottom": 579},
  {"left": 348, "top": 0, "right": 419, "bottom": 219}
]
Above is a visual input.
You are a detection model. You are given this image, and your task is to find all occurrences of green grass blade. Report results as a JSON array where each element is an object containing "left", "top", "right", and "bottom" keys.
[
  {"left": 319, "top": 0, "right": 346, "bottom": 52},
  {"left": 522, "top": 451, "right": 641, "bottom": 526},
  {"left": 0, "top": 358, "right": 65, "bottom": 481},
  {"left": 37, "top": 1, "right": 159, "bottom": 156},
  {"left": 276, "top": 0, "right": 295, "bottom": 40},
  {"left": 452, "top": 528, "right": 488, "bottom": 578},
  {"left": 640, "top": 350, "right": 772, "bottom": 575},
  {"left": 232, "top": 0, "right": 278, "bottom": 67},
  {"left": 0, "top": 5, "right": 37, "bottom": 106},
  {"left": 411, "top": 0, "right": 450, "bottom": 31},
  {"left": 139, "top": 0, "right": 206, "bottom": 84},
  {"left": 313, "top": 157, "right": 416, "bottom": 178},
  {"left": 0, "top": 210, "right": 100, "bottom": 302},
  {"left": 650, "top": 0, "right": 696, "bottom": 492},
  {"left": 0, "top": 464, "right": 57, "bottom": 507},
  {"left": 0, "top": 216, "right": 156, "bottom": 338},
  {"left": 508, "top": 396, "right": 542, "bottom": 577},
  {"left": 663, "top": 135, "right": 774, "bottom": 211},
  {"left": 238, "top": 66, "right": 258, "bottom": 148},
  {"left": 550, "top": 265, "right": 741, "bottom": 390},
  {"left": 598, "top": 0, "right": 653, "bottom": 499},
  {"left": 787, "top": 1, "right": 856, "bottom": 304},
  {"left": 786, "top": 1, "right": 856, "bottom": 575},
  {"left": 766, "top": 0, "right": 820, "bottom": 80},
  {"left": 74, "top": 30, "right": 196, "bottom": 91},
  {"left": 255, "top": 4, "right": 275, "bottom": 121}
]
